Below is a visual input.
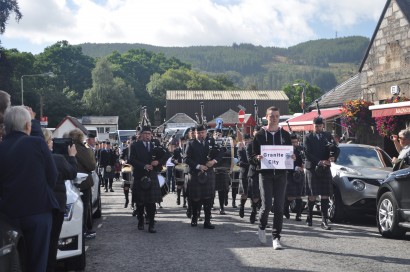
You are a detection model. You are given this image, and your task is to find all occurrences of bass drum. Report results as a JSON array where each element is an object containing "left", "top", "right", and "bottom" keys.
[{"left": 174, "top": 163, "right": 189, "bottom": 186}]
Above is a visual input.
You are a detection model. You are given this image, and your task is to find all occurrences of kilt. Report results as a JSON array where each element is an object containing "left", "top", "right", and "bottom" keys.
[
  {"left": 286, "top": 172, "right": 304, "bottom": 197},
  {"left": 103, "top": 166, "right": 115, "bottom": 179},
  {"left": 305, "top": 167, "right": 333, "bottom": 196},
  {"left": 132, "top": 171, "right": 162, "bottom": 204},
  {"left": 188, "top": 170, "right": 215, "bottom": 199},
  {"left": 247, "top": 174, "right": 260, "bottom": 199},
  {"left": 214, "top": 168, "right": 229, "bottom": 191},
  {"left": 238, "top": 168, "right": 248, "bottom": 195}
]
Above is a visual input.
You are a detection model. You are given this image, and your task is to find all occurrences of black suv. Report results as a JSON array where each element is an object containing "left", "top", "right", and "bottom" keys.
[{"left": 376, "top": 168, "right": 410, "bottom": 238}]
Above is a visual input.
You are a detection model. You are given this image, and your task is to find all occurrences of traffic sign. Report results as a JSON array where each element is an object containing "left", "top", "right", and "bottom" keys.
[{"left": 238, "top": 110, "right": 245, "bottom": 123}]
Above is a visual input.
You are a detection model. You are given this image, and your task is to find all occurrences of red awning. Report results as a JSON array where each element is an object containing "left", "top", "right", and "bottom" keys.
[
  {"left": 370, "top": 101, "right": 410, "bottom": 118},
  {"left": 279, "top": 108, "right": 342, "bottom": 132}
]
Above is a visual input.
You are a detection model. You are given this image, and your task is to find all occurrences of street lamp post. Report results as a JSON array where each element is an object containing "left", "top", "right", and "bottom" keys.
[
  {"left": 293, "top": 83, "right": 306, "bottom": 114},
  {"left": 20, "top": 72, "right": 55, "bottom": 105}
]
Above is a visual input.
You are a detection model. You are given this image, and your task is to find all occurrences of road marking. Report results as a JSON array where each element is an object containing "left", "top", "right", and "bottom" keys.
[{"left": 98, "top": 223, "right": 103, "bottom": 228}]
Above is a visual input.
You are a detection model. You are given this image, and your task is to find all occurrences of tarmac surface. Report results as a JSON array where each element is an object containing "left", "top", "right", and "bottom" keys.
[{"left": 62, "top": 180, "right": 410, "bottom": 272}]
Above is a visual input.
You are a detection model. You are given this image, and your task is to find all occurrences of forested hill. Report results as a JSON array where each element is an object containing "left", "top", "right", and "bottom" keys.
[{"left": 79, "top": 36, "right": 369, "bottom": 91}]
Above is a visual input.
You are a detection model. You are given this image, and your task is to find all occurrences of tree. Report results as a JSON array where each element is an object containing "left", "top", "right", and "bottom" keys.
[
  {"left": 82, "top": 58, "right": 139, "bottom": 128},
  {"left": 0, "top": 0, "right": 22, "bottom": 35},
  {"left": 283, "top": 81, "right": 322, "bottom": 114}
]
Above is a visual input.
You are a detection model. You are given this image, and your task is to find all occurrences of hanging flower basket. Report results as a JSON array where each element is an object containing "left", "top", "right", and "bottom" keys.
[
  {"left": 374, "top": 96, "right": 410, "bottom": 137},
  {"left": 341, "top": 99, "right": 374, "bottom": 132}
]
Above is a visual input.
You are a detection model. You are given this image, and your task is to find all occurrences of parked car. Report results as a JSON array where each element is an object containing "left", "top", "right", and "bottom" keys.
[
  {"left": 0, "top": 213, "right": 26, "bottom": 272},
  {"left": 377, "top": 168, "right": 410, "bottom": 239},
  {"left": 57, "top": 173, "right": 86, "bottom": 271},
  {"left": 328, "top": 144, "right": 393, "bottom": 222}
]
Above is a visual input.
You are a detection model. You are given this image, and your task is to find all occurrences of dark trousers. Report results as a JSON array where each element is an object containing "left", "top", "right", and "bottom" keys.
[
  {"left": 259, "top": 172, "right": 287, "bottom": 239},
  {"left": 81, "top": 187, "right": 91, "bottom": 232},
  {"left": 47, "top": 210, "right": 64, "bottom": 272},
  {"left": 12, "top": 212, "right": 53, "bottom": 272},
  {"left": 105, "top": 178, "right": 114, "bottom": 189},
  {"left": 166, "top": 166, "right": 175, "bottom": 192}
]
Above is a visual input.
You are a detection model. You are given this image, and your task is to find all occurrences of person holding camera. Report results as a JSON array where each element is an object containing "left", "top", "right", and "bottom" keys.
[
  {"left": 129, "top": 125, "right": 163, "bottom": 233},
  {"left": 68, "top": 128, "right": 97, "bottom": 239},
  {"left": 303, "top": 117, "right": 339, "bottom": 230},
  {"left": 391, "top": 129, "right": 410, "bottom": 170}
]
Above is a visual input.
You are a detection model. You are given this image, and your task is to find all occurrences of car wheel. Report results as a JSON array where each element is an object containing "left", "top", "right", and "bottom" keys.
[
  {"left": 64, "top": 233, "right": 86, "bottom": 271},
  {"left": 377, "top": 192, "right": 406, "bottom": 239},
  {"left": 328, "top": 188, "right": 345, "bottom": 223}
]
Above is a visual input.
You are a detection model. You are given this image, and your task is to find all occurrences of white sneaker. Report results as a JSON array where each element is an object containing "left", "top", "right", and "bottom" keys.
[
  {"left": 258, "top": 228, "right": 267, "bottom": 244},
  {"left": 272, "top": 238, "right": 283, "bottom": 250}
]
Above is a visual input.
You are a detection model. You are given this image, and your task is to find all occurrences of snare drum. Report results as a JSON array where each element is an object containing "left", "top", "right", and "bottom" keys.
[
  {"left": 158, "top": 174, "right": 169, "bottom": 197},
  {"left": 174, "top": 163, "right": 189, "bottom": 186}
]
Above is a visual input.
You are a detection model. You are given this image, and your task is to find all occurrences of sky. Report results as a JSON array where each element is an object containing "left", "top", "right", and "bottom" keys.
[{"left": 0, "top": 0, "right": 387, "bottom": 54}]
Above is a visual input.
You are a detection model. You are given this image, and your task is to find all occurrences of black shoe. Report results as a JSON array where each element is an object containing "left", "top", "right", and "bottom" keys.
[
  {"left": 250, "top": 212, "right": 256, "bottom": 224},
  {"left": 148, "top": 226, "right": 156, "bottom": 233},
  {"left": 110, "top": 188, "right": 114, "bottom": 192},
  {"left": 306, "top": 217, "right": 313, "bottom": 227},
  {"left": 191, "top": 217, "right": 198, "bottom": 227},
  {"left": 239, "top": 207, "right": 245, "bottom": 218},
  {"left": 105, "top": 188, "right": 108, "bottom": 192},
  {"left": 183, "top": 203, "right": 187, "bottom": 208},
  {"left": 138, "top": 222, "right": 144, "bottom": 230},
  {"left": 124, "top": 200, "right": 129, "bottom": 208},
  {"left": 232, "top": 201, "right": 237, "bottom": 208},
  {"left": 284, "top": 209, "right": 290, "bottom": 219},
  {"left": 186, "top": 209, "right": 192, "bottom": 218},
  {"left": 224, "top": 198, "right": 228, "bottom": 206},
  {"left": 204, "top": 222, "right": 215, "bottom": 229},
  {"left": 321, "top": 221, "right": 332, "bottom": 230},
  {"left": 295, "top": 215, "right": 302, "bottom": 221},
  {"left": 132, "top": 210, "right": 138, "bottom": 217},
  {"left": 219, "top": 209, "right": 226, "bottom": 215},
  {"left": 177, "top": 198, "right": 181, "bottom": 205}
]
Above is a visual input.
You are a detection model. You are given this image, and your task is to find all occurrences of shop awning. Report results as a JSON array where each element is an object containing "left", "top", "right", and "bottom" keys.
[
  {"left": 279, "top": 108, "right": 342, "bottom": 132},
  {"left": 369, "top": 101, "right": 410, "bottom": 118}
]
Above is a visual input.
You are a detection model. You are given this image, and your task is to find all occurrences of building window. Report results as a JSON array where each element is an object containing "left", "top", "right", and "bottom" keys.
[
  {"left": 105, "top": 127, "right": 111, "bottom": 133},
  {"left": 97, "top": 127, "right": 104, "bottom": 134}
]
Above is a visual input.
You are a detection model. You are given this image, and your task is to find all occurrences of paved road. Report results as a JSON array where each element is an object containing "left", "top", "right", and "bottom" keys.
[{"left": 68, "top": 181, "right": 410, "bottom": 272}]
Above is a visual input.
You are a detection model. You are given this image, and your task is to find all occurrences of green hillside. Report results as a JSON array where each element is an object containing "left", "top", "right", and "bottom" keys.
[{"left": 79, "top": 36, "right": 369, "bottom": 92}]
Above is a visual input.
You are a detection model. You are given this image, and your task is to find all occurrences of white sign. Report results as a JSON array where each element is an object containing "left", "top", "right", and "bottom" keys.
[{"left": 260, "top": 145, "right": 294, "bottom": 170}]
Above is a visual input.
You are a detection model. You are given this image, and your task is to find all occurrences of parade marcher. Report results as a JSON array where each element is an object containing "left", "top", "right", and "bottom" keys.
[
  {"left": 237, "top": 134, "right": 252, "bottom": 218},
  {"left": 247, "top": 126, "right": 262, "bottom": 224},
  {"left": 251, "top": 106, "right": 294, "bottom": 249},
  {"left": 391, "top": 128, "right": 410, "bottom": 170},
  {"left": 185, "top": 124, "right": 222, "bottom": 229},
  {"left": 129, "top": 125, "right": 163, "bottom": 233},
  {"left": 283, "top": 134, "right": 305, "bottom": 221},
  {"left": 120, "top": 136, "right": 136, "bottom": 209},
  {"left": 185, "top": 127, "right": 196, "bottom": 218},
  {"left": 230, "top": 137, "right": 239, "bottom": 208},
  {"left": 304, "top": 116, "right": 339, "bottom": 230},
  {"left": 166, "top": 138, "right": 177, "bottom": 193},
  {"left": 173, "top": 136, "right": 188, "bottom": 207},
  {"left": 212, "top": 129, "right": 230, "bottom": 215},
  {"left": 100, "top": 141, "right": 116, "bottom": 192},
  {"left": 0, "top": 106, "right": 59, "bottom": 272}
]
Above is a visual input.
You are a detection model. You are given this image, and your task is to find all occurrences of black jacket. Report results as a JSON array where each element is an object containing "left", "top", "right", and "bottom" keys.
[
  {"left": 303, "top": 131, "right": 339, "bottom": 170},
  {"left": 52, "top": 154, "right": 78, "bottom": 212}
]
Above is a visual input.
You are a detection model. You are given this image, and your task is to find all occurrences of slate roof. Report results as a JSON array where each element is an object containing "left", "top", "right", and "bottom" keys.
[
  {"left": 81, "top": 116, "right": 119, "bottom": 125},
  {"left": 359, "top": 0, "right": 410, "bottom": 71},
  {"left": 311, "top": 73, "right": 362, "bottom": 109},
  {"left": 166, "top": 90, "right": 288, "bottom": 101}
]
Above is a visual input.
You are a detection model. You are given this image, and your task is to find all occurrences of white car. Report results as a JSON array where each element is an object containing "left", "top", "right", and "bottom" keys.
[{"left": 57, "top": 173, "right": 86, "bottom": 271}]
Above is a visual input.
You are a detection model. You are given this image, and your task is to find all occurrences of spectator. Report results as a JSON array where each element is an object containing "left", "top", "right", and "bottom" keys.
[
  {"left": 68, "top": 128, "right": 97, "bottom": 239},
  {"left": 0, "top": 90, "right": 11, "bottom": 141},
  {"left": 0, "top": 106, "right": 59, "bottom": 272},
  {"left": 42, "top": 128, "right": 78, "bottom": 272}
]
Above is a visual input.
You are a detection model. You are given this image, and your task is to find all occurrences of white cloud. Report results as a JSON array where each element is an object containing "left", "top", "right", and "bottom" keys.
[{"left": 2, "top": 0, "right": 386, "bottom": 52}]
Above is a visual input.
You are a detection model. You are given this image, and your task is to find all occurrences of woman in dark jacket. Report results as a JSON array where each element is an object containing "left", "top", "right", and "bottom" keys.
[{"left": 42, "top": 128, "right": 78, "bottom": 272}]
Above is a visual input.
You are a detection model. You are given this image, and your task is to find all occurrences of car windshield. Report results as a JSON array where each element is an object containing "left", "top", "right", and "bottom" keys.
[{"left": 336, "top": 146, "right": 393, "bottom": 168}]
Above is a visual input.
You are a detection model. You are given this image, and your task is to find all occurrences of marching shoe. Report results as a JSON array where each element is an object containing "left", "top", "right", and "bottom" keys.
[
  {"left": 283, "top": 209, "right": 290, "bottom": 219},
  {"left": 219, "top": 209, "right": 226, "bottom": 215},
  {"left": 258, "top": 228, "right": 266, "bottom": 244},
  {"left": 272, "top": 238, "right": 283, "bottom": 250},
  {"left": 224, "top": 198, "right": 228, "bottom": 207},
  {"left": 110, "top": 188, "right": 114, "bottom": 192},
  {"left": 148, "top": 226, "right": 156, "bottom": 233},
  {"left": 321, "top": 220, "right": 332, "bottom": 230},
  {"left": 138, "top": 222, "right": 144, "bottom": 230},
  {"left": 105, "top": 188, "right": 108, "bottom": 192},
  {"left": 203, "top": 222, "right": 215, "bottom": 229},
  {"left": 239, "top": 206, "right": 245, "bottom": 218},
  {"left": 176, "top": 198, "right": 181, "bottom": 205},
  {"left": 306, "top": 216, "right": 313, "bottom": 227},
  {"left": 191, "top": 217, "right": 198, "bottom": 227},
  {"left": 124, "top": 200, "right": 129, "bottom": 208},
  {"left": 132, "top": 210, "right": 137, "bottom": 217},
  {"left": 232, "top": 200, "right": 237, "bottom": 208},
  {"left": 250, "top": 212, "right": 256, "bottom": 224},
  {"left": 295, "top": 215, "right": 302, "bottom": 221}
]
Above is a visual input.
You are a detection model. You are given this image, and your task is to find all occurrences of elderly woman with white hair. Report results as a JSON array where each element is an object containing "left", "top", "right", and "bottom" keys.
[{"left": 0, "top": 106, "right": 59, "bottom": 272}]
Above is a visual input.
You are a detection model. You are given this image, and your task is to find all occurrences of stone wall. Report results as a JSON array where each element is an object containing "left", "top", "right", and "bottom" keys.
[{"left": 361, "top": 0, "right": 410, "bottom": 101}]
